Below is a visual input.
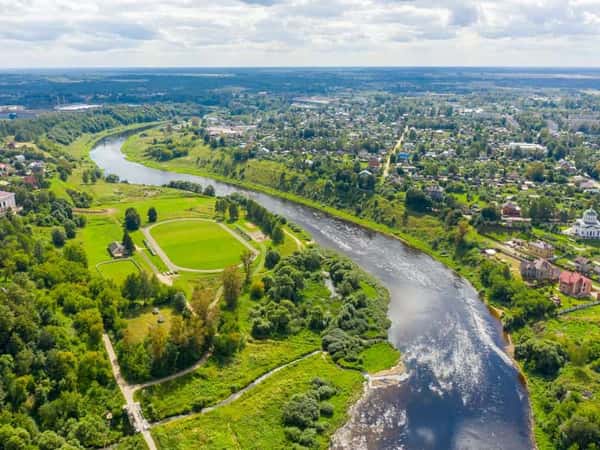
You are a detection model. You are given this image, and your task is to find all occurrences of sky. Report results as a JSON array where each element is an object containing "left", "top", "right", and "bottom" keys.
[{"left": 1, "top": 0, "right": 600, "bottom": 68}]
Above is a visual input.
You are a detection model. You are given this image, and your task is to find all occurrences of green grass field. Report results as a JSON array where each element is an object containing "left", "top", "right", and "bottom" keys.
[
  {"left": 150, "top": 220, "right": 247, "bottom": 270},
  {"left": 97, "top": 259, "right": 141, "bottom": 285},
  {"left": 151, "top": 353, "right": 364, "bottom": 450},
  {"left": 124, "top": 306, "right": 176, "bottom": 344}
]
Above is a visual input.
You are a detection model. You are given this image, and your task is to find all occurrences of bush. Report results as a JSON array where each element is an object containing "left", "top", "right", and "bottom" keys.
[
  {"left": 51, "top": 228, "right": 66, "bottom": 247},
  {"left": 317, "top": 385, "right": 337, "bottom": 400},
  {"left": 265, "top": 249, "right": 281, "bottom": 269},
  {"left": 250, "top": 280, "right": 265, "bottom": 300},
  {"left": 515, "top": 338, "right": 567, "bottom": 376},
  {"left": 282, "top": 394, "right": 319, "bottom": 429},
  {"left": 319, "top": 402, "right": 334, "bottom": 417}
]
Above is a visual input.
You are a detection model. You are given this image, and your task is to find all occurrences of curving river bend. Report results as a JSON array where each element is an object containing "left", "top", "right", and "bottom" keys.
[{"left": 91, "top": 136, "right": 532, "bottom": 450}]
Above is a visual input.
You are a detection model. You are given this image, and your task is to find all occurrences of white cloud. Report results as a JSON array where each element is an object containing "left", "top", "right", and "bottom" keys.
[{"left": 0, "top": 0, "right": 599, "bottom": 66}]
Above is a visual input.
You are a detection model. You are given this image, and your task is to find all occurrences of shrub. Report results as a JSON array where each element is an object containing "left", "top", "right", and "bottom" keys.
[
  {"left": 319, "top": 402, "right": 334, "bottom": 417},
  {"left": 250, "top": 280, "right": 265, "bottom": 300},
  {"left": 282, "top": 394, "right": 319, "bottom": 429},
  {"left": 265, "top": 249, "right": 281, "bottom": 269}
]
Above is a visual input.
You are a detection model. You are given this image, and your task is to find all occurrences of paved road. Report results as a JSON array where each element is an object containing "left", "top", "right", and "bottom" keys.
[{"left": 141, "top": 218, "right": 258, "bottom": 274}]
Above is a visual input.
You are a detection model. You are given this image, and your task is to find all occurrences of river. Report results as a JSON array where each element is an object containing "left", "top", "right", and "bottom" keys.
[{"left": 91, "top": 136, "right": 533, "bottom": 450}]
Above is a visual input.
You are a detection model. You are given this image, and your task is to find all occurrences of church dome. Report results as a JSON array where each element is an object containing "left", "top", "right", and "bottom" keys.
[{"left": 583, "top": 208, "right": 598, "bottom": 224}]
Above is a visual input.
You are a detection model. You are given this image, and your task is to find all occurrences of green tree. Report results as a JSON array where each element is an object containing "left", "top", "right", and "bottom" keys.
[
  {"left": 240, "top": 250, "right": 254, "bottom": 285},
  {"left": 124, "top": 207, "right": 141, "bottom": 231},
  {"left": 228, "top": 203, "right": 239, "bottom": 222},
  {"left": 222, "top": 266, "right": 241, "bottom": 309},
  {"left": 51, "top": 228, "right": 66, "bottom": 248},
  {"left": 147, "top": 207, "right": 158, "bottom": 223},
  {"left": 64, "top": 243, "right": 88, "bottom": 268},
  {"left": 272, "top": 225, "right": 284, "bottom": 245},
  {"left": 122, "top": 231, "right": 135, "bottom": 255}
]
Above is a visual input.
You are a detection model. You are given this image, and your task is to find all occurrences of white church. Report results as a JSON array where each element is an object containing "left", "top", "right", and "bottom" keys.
[{"left": 572, "top": 208, "right": 600, "bottom": 239}]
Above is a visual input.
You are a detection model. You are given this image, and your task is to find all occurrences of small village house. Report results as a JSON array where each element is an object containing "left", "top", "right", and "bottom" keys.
[
  {"left": 501, "top": 201, "right": 521, "bottom": 218},
  {"left": 108, "top": 241, "right": 126, "bottom": 258},
  {"left": 0, "top": 191, "right": 16, "bottom": 216}
]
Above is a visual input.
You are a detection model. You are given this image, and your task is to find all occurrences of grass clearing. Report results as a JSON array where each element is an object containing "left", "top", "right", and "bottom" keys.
[
  {"left": 150, "top": 220, "right": 247, "bottom": 270},
  {"left": 124, "top": 306, "right": 176, "bottom": 344},
  {"left": 97, "top": 259, "right": 141, "bottom": 285},
  {"left": 358, "top": 342, "right": 401, "bottom": 374},
  {"left": 151, "top": 353, "right": 364, "bottom": 450}
]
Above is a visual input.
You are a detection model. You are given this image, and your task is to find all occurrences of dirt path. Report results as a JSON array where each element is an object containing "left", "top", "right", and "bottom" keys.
[
  {"left": 383, "top": 125, "right": 408, "bottom": 179},
  {"left": 284, "top": 228, "right": 304, "bottom": 251},
  {"left": 141, "top": 218, "right": 258, "bottom": 274},
  {"left": 152, "top": 350, "right": 323, "bottom": 427},
  {"left": 102, "top": 334, "right": 157, "bottom": 450}
]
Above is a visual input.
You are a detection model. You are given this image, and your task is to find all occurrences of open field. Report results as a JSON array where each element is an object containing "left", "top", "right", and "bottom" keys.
[
  {"left": 151, "top": 353, "right": 364, "bottom": 450},
  {"left": 97, "top": 259, "right": 141, "bottom": 285},
  {"left": 150, "top": 220, "right": 247, "bottom": 270},
  {"left": 124, "top": 306, "right": 176, "bottom": 344}
]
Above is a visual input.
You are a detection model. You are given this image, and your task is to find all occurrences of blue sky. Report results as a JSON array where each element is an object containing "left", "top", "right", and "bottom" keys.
[{"left": 1, "top": 0, "right": 600, "bottom": 67}]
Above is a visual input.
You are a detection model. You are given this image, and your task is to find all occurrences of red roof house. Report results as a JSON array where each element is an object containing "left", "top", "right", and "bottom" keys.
[{"left": 559, "top": 271, "right": 592, "bottom": 298}]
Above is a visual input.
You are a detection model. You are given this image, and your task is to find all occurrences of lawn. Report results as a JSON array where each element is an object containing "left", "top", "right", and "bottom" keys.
[
  {"left": 151, "top": 353, "right": 364, "bottom": 450},
  {"left": 150, "top": 220, "right": 247, "bottom": 270},
  {"left": 124, "top": 306, "right": 176, "bottom": 344},
  {"left": 137, "top": 332, "right": 321, "bottom": 420},
  {"left": 97, "top": 259, "right": 141, "bottom": 285}
]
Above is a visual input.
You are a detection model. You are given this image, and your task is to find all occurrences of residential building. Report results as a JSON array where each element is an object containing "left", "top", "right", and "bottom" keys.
[
  {"left": 520, "top": 258, "right": 560, "bottom": 282},
  {"left": 574, "top": 256, "right": 592, "bottom": 274},
  {"left": 108, "top": 241, "right": 126, "bottom": 258},
  {"left": 0, "top": 191, "right": 16, "bottom": 215},
  {"left": 501, "top": 201, "right": 521, "bottom": 218},
  {"left": 559, "top": 271, "right": 592, "bottom": 298},
  {"left": 527, "top": 240, "right": 554, "bottom": 259}
]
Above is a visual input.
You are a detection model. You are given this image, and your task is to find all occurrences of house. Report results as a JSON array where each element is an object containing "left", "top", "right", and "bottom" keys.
[
  {"left": 108, "top": 241, "right": 126, "bottom": 258},
  {"left": 573, "top": 256, "right": 592, "bottom": 274},
  {"left": 520, "top": 259, "right": 560, "bottom": 283},
  {"left": 572, "top": 209, "right": 600, "bottom": 239},
  {"left": 527, "top": 240, "right": 554, "bottom": 259},
  {"left": 0, "top": 191, "right": 16, "bottom": 215},
  {"left": 559, "top": 271, "right": 592, "bottom": 298},
  {"left": 501, "top": 201, "right": 521, "bottom": 218},
  {"left": 368, "top": 158, "right": 381, "bottom": 171},
  {"left": 426, "top": 185, "right": 445, "bottom": 201}
]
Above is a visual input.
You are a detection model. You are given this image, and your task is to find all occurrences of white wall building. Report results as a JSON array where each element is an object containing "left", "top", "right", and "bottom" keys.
[
  {"left": 0, "top": 191, "right": 16, "bottom": 215},
  {"left": 573, "top": 209, "right": 600, "bottom": 239}
]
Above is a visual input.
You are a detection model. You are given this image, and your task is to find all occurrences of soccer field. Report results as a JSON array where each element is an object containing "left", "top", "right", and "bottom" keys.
[{"left": 150, "top": 220, "right": 247, "bottom": 270}]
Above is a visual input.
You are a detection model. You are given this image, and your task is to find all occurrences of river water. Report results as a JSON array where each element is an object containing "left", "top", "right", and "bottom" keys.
[{"left": 91, "top": 137, "right": 532, "bottom": 450}]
